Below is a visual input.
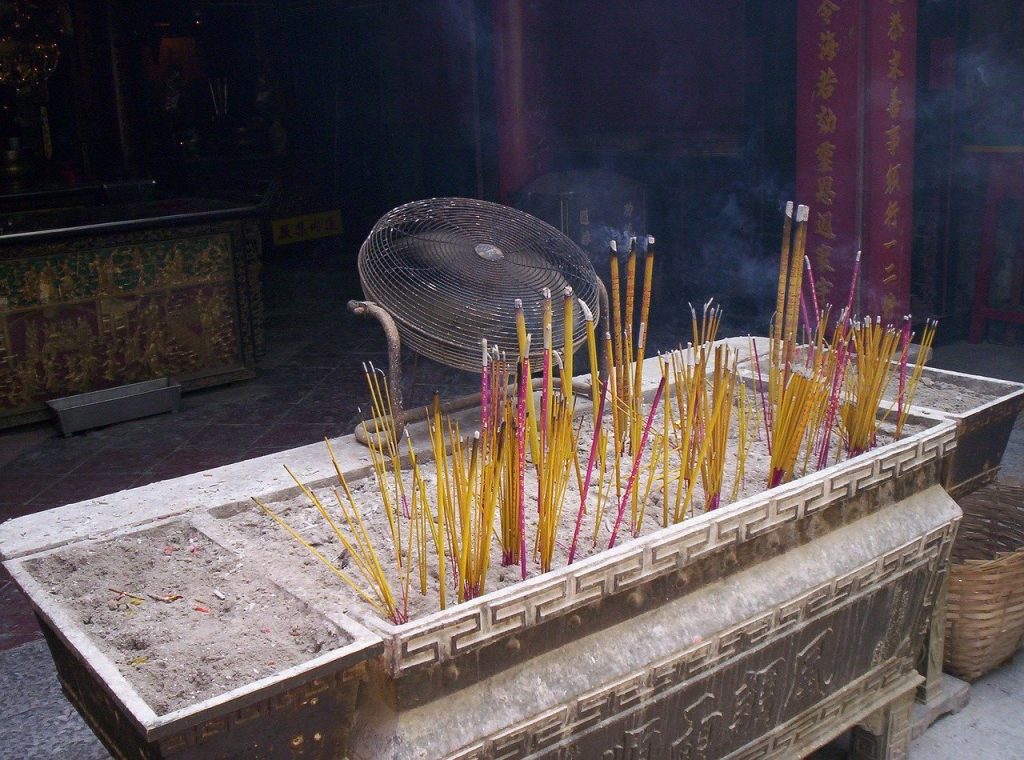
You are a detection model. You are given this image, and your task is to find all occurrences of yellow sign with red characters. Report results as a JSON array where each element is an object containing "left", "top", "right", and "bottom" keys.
[{"left": 272, "top": 210, "right": 342, "bottom": 245}]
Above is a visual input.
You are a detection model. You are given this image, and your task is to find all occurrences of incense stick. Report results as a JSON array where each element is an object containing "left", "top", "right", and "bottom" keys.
[
  {"left": 895, "top": 318, "right": 937, "bottom": 438},
  {"left": 567, "top": 379, "right": 607, "bottom": 564},
  {"left": 608, "top": 375, "right": 666, "bottom": 548}
]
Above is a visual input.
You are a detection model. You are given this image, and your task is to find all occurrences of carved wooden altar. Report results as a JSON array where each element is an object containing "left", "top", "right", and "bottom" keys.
[{"left": 0, "top": 205, "right": 262, "bottom": 428}]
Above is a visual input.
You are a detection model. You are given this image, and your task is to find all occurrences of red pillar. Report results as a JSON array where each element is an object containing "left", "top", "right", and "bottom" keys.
[
  {"left": 493, "top": 0, "right": 551, "bottom": 202},
  {"left": 796, "top": 0, "right": 916, "bottom": 320},
  {"left": 796, "top": 0, "right": 863, "bottom": 312}
]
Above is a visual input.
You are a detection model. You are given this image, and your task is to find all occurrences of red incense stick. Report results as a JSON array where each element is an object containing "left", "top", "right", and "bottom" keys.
[
  {"left": 567, "top": 379, "right": 608, "bottom": 564},
  {"left": 804, "top": 255, "right": 820, "bottom": 333},
  {"left": 608, "top": 375, "right": 666, "bottom": 549},
  {"left": 750, "top": 338, "right": 772, "bottom": 452}
]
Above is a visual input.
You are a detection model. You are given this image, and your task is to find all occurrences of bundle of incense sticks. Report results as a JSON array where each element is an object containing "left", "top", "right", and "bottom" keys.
[
  {"left": 254, "top": 441, "right": 416, "bottom": 625},
  {"left": 664, "top": 306, "right": 733, "bottom": 523},
  {"left": 767, "top": 204, "right": 940, "bottom": 476},
  {"left": 839, "top": 318, "right": 902, "bottom": 456},
  {"left": 607, "top": 236, "right": 656, "bottom": 456},
  {"left": 608, "top": 374, "right": 665, "bottom": 548},
  {"left": 764, "top": 203, "right": 835, "bottom": 488},
  {"left": 812, "top": 252, "right": 860, "bottom": 470},
  {"left": 576, "top": 235, "right": 649, "bottom": 539},
  {"left": 731, "top": 374, "right": 752, "bottom": 501},
  {"left": 253, "top": 362, "right": 436, "bottom": 625},
  {"left": 699, "top": 344, "right": 739, "bottom": 511},
  {"left": 256, "top": 286, "right": 603, "bottom": 617},
  {"left": 894, "top": 318, "right": 937, "bottom": 438}
]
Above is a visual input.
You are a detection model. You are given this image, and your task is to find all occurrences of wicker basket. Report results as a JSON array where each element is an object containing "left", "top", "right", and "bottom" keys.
[{"left": 944, "top": 482, "right": 1024, "bottom": 681}]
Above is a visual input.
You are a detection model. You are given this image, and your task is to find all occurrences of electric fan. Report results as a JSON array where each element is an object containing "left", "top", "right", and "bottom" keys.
[{"left": 349, "top": 197, "right": 608, "bottom": 439}]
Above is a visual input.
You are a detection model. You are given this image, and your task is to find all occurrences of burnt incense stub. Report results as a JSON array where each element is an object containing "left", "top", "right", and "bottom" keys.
[{"left": 24, "top": 520, "right": 355, "bottom": 716}]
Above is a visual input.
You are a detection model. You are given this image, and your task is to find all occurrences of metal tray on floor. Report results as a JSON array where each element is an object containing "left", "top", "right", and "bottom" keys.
[{"left": 46, "top": 379, "right": 181, "bottom": 436}]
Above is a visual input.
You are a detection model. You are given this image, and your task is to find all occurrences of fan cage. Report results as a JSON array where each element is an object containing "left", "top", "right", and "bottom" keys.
[{"left": 358, "top": 198, "right": 602, "bottom": 373}]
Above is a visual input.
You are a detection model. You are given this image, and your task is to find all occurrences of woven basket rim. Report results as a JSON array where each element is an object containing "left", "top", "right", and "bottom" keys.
[{"left": 951, "top": 483, "right": 1024, "bottom": 565}]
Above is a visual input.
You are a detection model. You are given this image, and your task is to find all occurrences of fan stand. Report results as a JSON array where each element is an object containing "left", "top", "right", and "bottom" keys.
[
  {"left": 347, "top": 299, "right": 406, "bottom": 443},
  {"left": 347, "top": 281, "right": 610, "bottom": 448}
]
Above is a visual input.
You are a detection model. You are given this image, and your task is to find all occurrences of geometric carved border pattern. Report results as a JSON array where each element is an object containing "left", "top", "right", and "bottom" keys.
[
  {"left": 392, "top": 422, "right": 957, "bottom": 674},
  {"left": 442, "top": 520, "right": 952, "bottom": 758}
]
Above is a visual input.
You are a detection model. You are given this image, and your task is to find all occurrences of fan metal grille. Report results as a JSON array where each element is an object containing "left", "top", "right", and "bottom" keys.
[{"left": 358, "top": 198, "right": 601, "bottom": 372}]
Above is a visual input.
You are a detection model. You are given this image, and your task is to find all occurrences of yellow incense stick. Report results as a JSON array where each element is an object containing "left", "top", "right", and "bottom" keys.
[
  {"left": 514, "top": 299, "right": 540, "bottom": 463},
  {"left": 580, "top": 299, "right": 600, "bottom": 425},
  {"left": 253, "top": 497, "right": 389, "bottom": 618},
  {"left": 896, "top": 319, "right": 937, "bottom": 438},
  {"left": 774, "top": 202, "right": 794, "bottom": 366},
  {"left": 783, "top": 205, "right": 809, "bottom": 362},
  {"left": 661, "top": 357, "right": 671, "bottom": 527},
  {"left": 625, "top": 237, "right": 637, "bottom": 345},
  {"left": 609, "top": 240, "right": 623, "bottom": 377}
]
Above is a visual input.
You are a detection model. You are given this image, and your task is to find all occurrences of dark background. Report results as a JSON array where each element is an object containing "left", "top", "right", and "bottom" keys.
[{"left": 3, "top": 0, "right": 1023, "bottom": 342}]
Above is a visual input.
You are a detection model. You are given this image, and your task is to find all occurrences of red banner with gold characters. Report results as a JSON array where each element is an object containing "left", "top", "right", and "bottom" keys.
[
  {"left": 862, "top": 0, "right": 916, "bottom": 319},
  {"left": 796, "top": 0, "right": 862, "bottom": 311},
  {"left": 796, "top": 1, "right": 916, "bottom": 319}
]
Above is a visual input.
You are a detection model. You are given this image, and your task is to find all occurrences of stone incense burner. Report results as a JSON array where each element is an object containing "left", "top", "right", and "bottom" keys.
[{"left": 2, "top": 340, "right": 1021, "bottom": 759}]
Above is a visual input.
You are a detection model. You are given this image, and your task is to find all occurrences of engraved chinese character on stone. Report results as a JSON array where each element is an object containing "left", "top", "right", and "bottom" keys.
[
  {"left": 603, "top": 718, "right": 662, "bottom": 760},
  {"left": 786, "top": 629, "right": 836, "bottom": 709},
  {"left": 883, "top": 262, "right": 898, "bottom": 285},
  {"left": 670, "top": 693, "right": 721, "bottom": 760},
  {"left": 886, "top": 86, "right": 903, "bottom": 120},
  {"left": 884, "top": 200, "right": 900, "bottom": 228},
  {"left": 814, "top": 244, "right": 835, "bottom": 274},
  {"left": 730, "top": 658, "right": 785, "bottom": 734},
  {"left": 816, "top": 176, "right": 836, "bottom": 205},
  {"left": 816, "top": 211, "right": 838, "bottom": 240},
  {"left": 885, "top": 124, "right": 901, "bottom": 156},
  {"left": 873, "top": 588, "right": 912, "bottom": 663},
  {"left": 882, "top": 292, "right": 899, "bottom": 321},
  {"left": 814, "top": 245, "right": 835, "bottom": 301},
  {"left": 817, "top": 0, "right": 840, "bottom": 24}
]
